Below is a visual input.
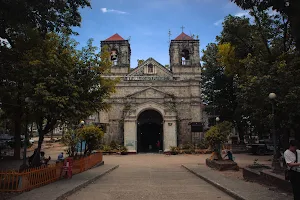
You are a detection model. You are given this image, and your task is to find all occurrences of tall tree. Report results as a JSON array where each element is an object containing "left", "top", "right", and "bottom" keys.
[
  {"left": 20, "top": 34, "right": 116, "bottom": 166},
  {"left": 0, "top": 0, "right": 91, "bottom": 46},
  {"left": 201, "top": 43, "right": 240, "bottom": 136},
  {"left": 231, "top": 0, "right": 300, "bottom": 51},
  {"left": 0, "top": 30, "right": 41, "bottom": 158},
  {"left": 0, "top": 0, "right": 91, "bottom": 159},
  {"left": 215, "top": 8, "right": 300, "bottom": 168}
]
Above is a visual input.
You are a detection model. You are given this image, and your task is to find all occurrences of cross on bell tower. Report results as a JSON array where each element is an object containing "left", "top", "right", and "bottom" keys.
[
  {"left": 168, "top": 29, "right": 172, "bottom": 43},
  {"left": 180, "top": 26, "right": 185, "bottom": 33}
]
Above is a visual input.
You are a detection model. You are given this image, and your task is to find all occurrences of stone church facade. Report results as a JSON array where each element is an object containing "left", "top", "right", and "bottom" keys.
[{"left": 90, "top": 32, "right": 207, "bottom": 153}]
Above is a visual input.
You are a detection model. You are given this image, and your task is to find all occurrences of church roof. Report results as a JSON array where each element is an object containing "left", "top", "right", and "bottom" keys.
[
  {"left": 174, "top": 32, "right": 194, "bottom": 40},
  {"left": 104, "top": 33, "right": 125, "bottom": 41}
]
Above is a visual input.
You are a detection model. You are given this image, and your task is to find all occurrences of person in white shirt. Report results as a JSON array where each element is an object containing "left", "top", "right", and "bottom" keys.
[{"left": 284, "top": 140, "right": 300, "bottom": 200}]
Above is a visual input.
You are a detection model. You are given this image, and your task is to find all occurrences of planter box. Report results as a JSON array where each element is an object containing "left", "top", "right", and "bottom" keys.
[
  {"left": 243, "top": 167, "right": 263, "bottom": 182},
  {"left": 206, "top": 158, "right": 239, "bottom": 171},
  {"left": 243, "top": 166, "right": 292, "bottom": 193},
  {"left": 260, "top": 170, "right": 292, "bottom": 192}
]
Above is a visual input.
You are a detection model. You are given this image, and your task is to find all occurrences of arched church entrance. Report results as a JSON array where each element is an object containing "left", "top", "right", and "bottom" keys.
[{"left": 137, "top": 110, "right": 163, "bottom": 153}]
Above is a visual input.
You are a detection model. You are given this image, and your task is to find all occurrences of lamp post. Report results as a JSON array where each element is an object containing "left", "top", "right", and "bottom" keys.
[
  {"left": 268, "top": 93, "right": 280, "bottom": 171},
  {"left": 79, "top": 120, "right": 85, "bottom": 155},
  {"left": 80, "top": 120, "right": 85, "bottom": 128},
  {"left": 215, "top": 117, "right": 221, "bottom": 158}
]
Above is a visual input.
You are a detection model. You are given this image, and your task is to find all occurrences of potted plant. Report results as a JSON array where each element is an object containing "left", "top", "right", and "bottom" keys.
[
  {"left": 170, "top": 146, "right": 179, "bottom": 155},
  {"left": 120, "top": 145, "right": 128, "bottom": 155},
  {"left": 102, "top": 145, "right": 111, "bottom": 155},
  {"left": 205, "top": 121, "right": 232, "bottom": 160}
]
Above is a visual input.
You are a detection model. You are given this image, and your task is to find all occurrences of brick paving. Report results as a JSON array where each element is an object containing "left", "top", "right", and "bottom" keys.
[
  {"left": 4, "top": 154, "right": 280, "bottom": 200},
  {"left": 67, "top": 154, "right": 234, "bottom": 200}
]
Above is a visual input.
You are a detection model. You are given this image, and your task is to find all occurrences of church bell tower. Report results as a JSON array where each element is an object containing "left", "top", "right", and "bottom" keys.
[
  {"left": 169, "top": 31, "right": 201, "bottom": 80},
  {"left": 101, "top": 33, "right": 131, "bottom": 75}
]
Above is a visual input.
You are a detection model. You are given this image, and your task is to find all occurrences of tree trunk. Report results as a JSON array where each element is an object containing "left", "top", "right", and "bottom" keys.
[
  {"left": 50, "top": 130, "right": 54, "bottom": 140},
  {"left": 30, "top": 119, "right": 57, "bottom": 166},
  {"left": 13, "top": 115, "right": 22, "bottom": 159},
  {"left": 32, "top": 123, "right": 44, "bottom": 167},
  {"left": 62, "top": 126, "right": 65, "bottom": 138},
  {"left": 30, "top": 123, "right": 33, "bottom": 137},
  {"left": 236, "top": 124, "right": 245, "bottom": 144}
]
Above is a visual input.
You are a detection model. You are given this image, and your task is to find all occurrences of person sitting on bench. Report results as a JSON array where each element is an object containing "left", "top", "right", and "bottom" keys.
[
  {"left": 224, "top": 150, "right": 233, "bottom": 161},
  {"left": 57, "top": 152, "right": 64, "bottom": 162},
  {"left": 40, "top": 151, "right": 51, "bottom": 165}
]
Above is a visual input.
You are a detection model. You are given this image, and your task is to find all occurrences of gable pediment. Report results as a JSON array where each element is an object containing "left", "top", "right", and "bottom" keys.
[
  {"left": 126, "top": 87, "right": 174, "bottom": 99},
  {"left": 127, "top": 58, "right": 173, "bottom": 78}
]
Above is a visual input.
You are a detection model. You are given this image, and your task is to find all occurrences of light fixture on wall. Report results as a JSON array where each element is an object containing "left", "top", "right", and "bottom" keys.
[{"left": 168, "top": 123, "right": 172, "bottom": 126}]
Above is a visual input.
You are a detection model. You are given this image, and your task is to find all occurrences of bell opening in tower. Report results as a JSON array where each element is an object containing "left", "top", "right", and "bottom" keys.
[
  {"left": 181, "top": 49, "right": 190, "bottom": 65},
  {"left": 111, "top": 50, "right": 118, "bottom": 66}
]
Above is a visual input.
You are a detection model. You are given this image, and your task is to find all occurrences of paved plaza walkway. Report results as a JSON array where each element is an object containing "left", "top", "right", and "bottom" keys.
[
  {"left": 66, "top": 154, "right": 234, "bottom": 200},
  {"left": 8, "top": 154, "right": 292, "bottom": 200}
]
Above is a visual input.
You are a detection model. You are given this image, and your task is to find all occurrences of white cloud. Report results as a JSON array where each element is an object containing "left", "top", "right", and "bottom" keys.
[
  {"left": 235, "top": 11, "right": 250, "bottom": 17},
  {"left": 100, "top": 8, "right": 108, "bottom": 13},
  {"left": 214, "top": 19, "right": 223, "bottom": 26},
  {"left": 100, "top": 7, "right": 128, "bottom": 14}
]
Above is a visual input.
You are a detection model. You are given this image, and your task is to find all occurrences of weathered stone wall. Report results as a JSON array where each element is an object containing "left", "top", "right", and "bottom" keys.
[
  {"left": 110, "top": 81, "right": 198, "bottom": 98},
  {"left": 100, "top": 78, "right": 202, "bottom": 145},
  {"left": 169, "top": 40, "right": 200, "bottom": 67},
  {"left": 111, "top": 66, "right": 129, "bottom": 75},
  {"left": 169, "top": 40, "right": 201, "bottom": 80},
  {"left": 101, "top": 40, "right": 131, "bottom": 75},
  {"left": 129, "top": 58, "right": 173, "bottom": 77},
  {"left": 99, "top": 111, "right": 109, "bottom": 123},
  {"left": 98, "top": 37, "right": 204, "bottom": 148},
  {"left": 172, "top": 65, "right": 201, "bottom": 78}
]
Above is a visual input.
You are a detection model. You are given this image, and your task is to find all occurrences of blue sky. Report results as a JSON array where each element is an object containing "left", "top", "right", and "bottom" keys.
[{"left": 72, "top": 0, "right": 248, "bottom": 67}]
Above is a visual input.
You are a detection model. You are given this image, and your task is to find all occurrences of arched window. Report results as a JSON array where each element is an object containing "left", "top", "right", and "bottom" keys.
[
  {"left": 181, "top": 49, "right": 190, "bottom": 65},
  {"left": 148, "top": 63, "right": 154, "bottom": 73},
  {"left": 111, "top": 50, "right": 118, "bottom": 66}
]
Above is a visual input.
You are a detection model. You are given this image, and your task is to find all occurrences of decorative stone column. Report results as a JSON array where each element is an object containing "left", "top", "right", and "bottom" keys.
[
  {"left": 124, "top": 116, "right": 137, "bottom": 153},
  {"left": 163, "top": 114, "right": 177, "bottom": 152}
]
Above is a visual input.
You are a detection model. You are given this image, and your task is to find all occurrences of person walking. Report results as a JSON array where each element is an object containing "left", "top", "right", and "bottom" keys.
[
  {"left": 156, "top": 140, "right": 161, "bottom": 152},
  {"left": 284, "top": 140, "right": 300, "bottom": 200}
]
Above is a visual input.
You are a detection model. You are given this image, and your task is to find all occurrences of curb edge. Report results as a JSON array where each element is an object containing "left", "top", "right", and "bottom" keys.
[
  {"left": 56, "top": 164, "right": 119, "bottom": 200},
  {"left": 182, "top": 165, "right": 246, "bottom": 200}
]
